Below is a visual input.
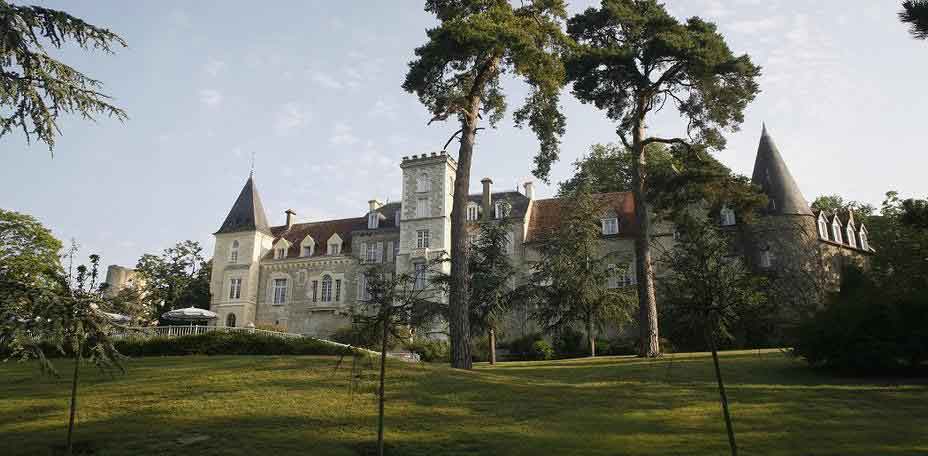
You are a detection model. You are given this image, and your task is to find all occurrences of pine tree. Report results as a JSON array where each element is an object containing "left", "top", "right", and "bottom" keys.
[
  {"left": 468, "top": 218, "right": 516, "bottom": 364},
  {"left": 403, "top": 0, "right": 570, "bottom": 369},
  {"left": 901, "top": 1, "right": 928, "bottom": 40}
]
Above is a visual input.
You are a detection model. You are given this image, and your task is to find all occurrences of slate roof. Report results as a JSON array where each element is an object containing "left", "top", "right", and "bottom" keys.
[
  {"left": 751, "top": 125, "right": 813, "bottom": 216},
  {"left": 215, "top": 175, "right": 272, "bottom": 235},
  {"left": 466, "top": 191, "right": 532, "bottom": 219},
  {"left": 525, "top": 192, "right": 638, "bottom": 243},
  {"left": 264, "top": 201, "right": 403, "bottom": 260}
]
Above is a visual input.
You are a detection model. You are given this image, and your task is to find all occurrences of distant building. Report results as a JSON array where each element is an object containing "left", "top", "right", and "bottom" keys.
[
  {"left": 103, "top": 265, "right": 141, "bottom": 297},
  {"left": 207, "top": 127, "right": 872, "bottom": 337}
]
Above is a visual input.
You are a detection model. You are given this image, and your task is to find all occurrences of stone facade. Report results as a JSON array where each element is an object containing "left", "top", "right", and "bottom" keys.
[{"left": 206, "top": 128, "right": 873, "bottom": 338}]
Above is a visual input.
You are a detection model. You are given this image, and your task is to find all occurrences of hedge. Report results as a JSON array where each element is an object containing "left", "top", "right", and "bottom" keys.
[{"left": 113, "top": 332, "right": 352, "bottom": 357}]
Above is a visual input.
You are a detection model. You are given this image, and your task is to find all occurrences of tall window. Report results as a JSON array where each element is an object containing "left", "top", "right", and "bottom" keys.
[
  {"left": 860, "top": 229, "right": 869, "bottom": 250},
  {"left": 601, "top": 217, "right": 619, "bottom": 235},
  {"left": 416, "top": 229, "right": 430, "bottom": 248},
  {"left": 720, "top": 207, "right": 736, "bottom": 226},
  {"left": 229, "top": 240, "right": 239, "bottom": 263},
  {"left": 467, "top": 205, "right": 479, "bottom": 221},
  {"left": 818, "top": 217, "right": 828, "bottom": 239},
  {"left": 760, "top": 249, "right": 774, "bottom": 268},
  {"left": 416, "top": 197, "right": 429, "bottom": 218},
  {"left": 846, "top": 225, "right": 856, "bottom": 248},
  {"left": 366, "top": 243, "right": 378, "bottom": 263},
  {"left": 335, "top": 279, "right": 342, "bottom": 301},
  {"left": 623, "top": 263, "right": 637, "bottom": 287},
  {"left": 368, "top": 212, "right": 379, "bottom": 229},
  {"left": 393, "top": 241, "right": 400, "bottom": 261},
  {"left": 831, "top": 220, "right": 842, "bottom": 243},
  {"left": 358, "top": 274, "right": 370, "bottom": 301},
  {"left": 273, "top": 278, "right": 288, "bottom": 304},
  {"left": 302, "top": 237, "right": 314, "bottom": 257},
  {"left": 311, "top": 280, "right": 318, "bottom": 302},
  {"left": 495, "top": 201, "right": 510, "bottom": 219},
  {"left": 504, "top": 232, "right": 514, "bottom": 254},
  {"left": 414, "top": 263, "right": 427, "bottom": 289},
  {"left": 606, "top": 264, "right": 619, "bottom": 289},
  {"left": 417, "top": 173, "right": 430, "bottom": 192},
  {"left": 274, "top": 247, "right": 287, "bottom": 259},
  {"left": 226, "top": 313, "right": 236, "bottom": 327},
  {"left": 321, "top": 275, "right": 333, "bottom": 302},
  {"left": 229, "top": 278, "right": 242, "bottom": 300},
  {"left": 328, "top": 242, "right": 341, "bottom": 255}
]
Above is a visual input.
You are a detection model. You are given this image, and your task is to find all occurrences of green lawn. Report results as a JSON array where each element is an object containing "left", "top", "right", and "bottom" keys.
[{"left": 1, "top": 350, "right": 926, "bottom": 455}]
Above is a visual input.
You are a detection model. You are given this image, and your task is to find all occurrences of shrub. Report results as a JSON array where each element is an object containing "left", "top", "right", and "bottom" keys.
[
  {"left": 113, "top": 331, "right": 348, "bottom": 357},
  {"left": 530, "top": 340, "right": 554, "bottom": 360},
  {"left": 404, "top": 339, "right": 449, "bottom": 363},
  {"left": 552, "top": 327, "right": 586, "bottom": 357},
  {"left": 506, "top": 332, "right": 544, "bottom": 359}
]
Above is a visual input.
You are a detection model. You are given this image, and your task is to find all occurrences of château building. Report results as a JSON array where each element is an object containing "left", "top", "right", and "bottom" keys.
[{"left": 204, "top": 127, "right": 873, "bottom": 337}]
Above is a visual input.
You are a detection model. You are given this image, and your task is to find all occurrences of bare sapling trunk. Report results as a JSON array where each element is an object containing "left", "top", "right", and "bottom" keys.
[
  {"left": 489, "top": 328, "right": 496, "bottom": 365},
  {"left": 707, "top": 331, "right": 738, "bottom": 456},
  {"left": 631, "top": 107, "right": 660, "bottom": 357},
  {"left": 377, "top": 313, "right": 389, "bottom": 456},
  {"left": 67, "top": 338, "right": 81, "bottom": 456}
]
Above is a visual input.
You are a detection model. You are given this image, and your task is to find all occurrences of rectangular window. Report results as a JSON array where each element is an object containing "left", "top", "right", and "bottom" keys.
[
  {"left": 335, "top": 279, "right": 342, "bottom": 302},
  {"left": 312, "top": 280, "right": 318, "bottom": 302},
  {"left": 602, "top": 218, "right": 619, "bottom": 235},
  {"left": 367, "top": 243, "right": 377, "bottom": 263},
  {"left": 230, "top": 250, "right": 238, "bottom": 264},
  {"left": 302, "top": 246, "right": 313, "bottom": 257},
  {"left": 273, "top": 278, "right": 287, "bottom": 305},
  {"left": 416, "top": 229, "right": 430, "bottom": 249},
  {"left": 358, "top": 274, "right": 370, "bottom": 301},
  {"left": 416, "top": 197, "right": 429, "bottom": 218},
  {"left": 229, "top": 278, "right": 242, "bottom": 299},
  {"left": 414, "top": 263, "right": 427, "bottom": 290},
  {"left": 368, "top": 212, "right": 379, "bottom": 229},
  {"left": 467, "top": 205, "right": 479, "bottom": 221},
  {"left": 329, "top": 243, "right": 340, "bottom": 255}
]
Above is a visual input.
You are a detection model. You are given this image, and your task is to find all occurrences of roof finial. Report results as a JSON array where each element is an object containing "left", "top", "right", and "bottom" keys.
[
  {"left": 762, "top": 122, "right": 767, "bottom": 135},
  {"left": 249, "top": 150, "right": 256, "bottom": 177}
]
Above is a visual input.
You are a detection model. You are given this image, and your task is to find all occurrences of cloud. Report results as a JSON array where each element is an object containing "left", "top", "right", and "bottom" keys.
[
  {"left": 203, "top": 58, "right": 226, "bottom": 77},
  {"left": 274, "top": 102, "right": 312, "bottom": 135},
  {"left": 729, "top": 16, "right": 786, "bottom": 35},
  {"left": 310, "top": 71, "right": 344, "bottom": 89},
  {"left": 368, "top": 99, "right": 397, "bottom": 120},
  {"left": 329, "top": 122, "right": 359, "bottom": 145},
  {"left": 198, "top": 89, "right": 223, "bottom": 107}
]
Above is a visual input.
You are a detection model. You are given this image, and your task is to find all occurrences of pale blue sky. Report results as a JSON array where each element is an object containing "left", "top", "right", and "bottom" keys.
[{"left": 2, "top": 0, "right": 926, "bottom": 268}]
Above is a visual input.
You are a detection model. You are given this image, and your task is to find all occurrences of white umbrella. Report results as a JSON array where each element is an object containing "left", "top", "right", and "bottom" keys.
[
  {"left": 100, "top": 311, "right": 132, "bottom": 324},
  {"left": 161, "top": 307, "right": 218, "bottom": 322}
]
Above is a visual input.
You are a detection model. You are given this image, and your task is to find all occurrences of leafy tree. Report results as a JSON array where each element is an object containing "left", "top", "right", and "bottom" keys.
[
  {"left": 655, "top": 214, "right": 767, "bottom": 456},
  {"left": 0, "top": 208, "right": 64, "bottom": 312},
  {"left": 132, "top": 241, "right": 210, "bottom": 322},
  {"left": 810, "top": 194, "right": 876, "bottom": 221},
  {"left": 2, "top": 249, "right": 125, "bottom": 456},
  {"left": 352, "top": 261, "right": 443, "bottom": 456},
  {"left": 403, "top": 0, "right": 569, "bottom": 369},
  {"left": 557, "top": 0, "right": 761, "bottom": 357},
  {"left": 900, "top": 0, "right": 928, "bottom": 40},
  {"left": 530, "top": 183, "right": 633, "bottom": 357},
  {"left": 0, "top": 1, "right": 127, "bottom": 153},
  {"left": 558, "top": 142, "right": 671, "bottom": 196},
  {"left": 467, "top": 218, "right": 516, "bottom": 364}
]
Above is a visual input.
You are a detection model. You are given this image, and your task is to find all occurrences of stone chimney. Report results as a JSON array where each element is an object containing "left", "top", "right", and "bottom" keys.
[
  {"left": 523, "top": 181, "right": 535, "bottom": 200},
  {"left": 285, "top": 209, "right": 296, "bottom": 229},
  {"left": 481, "top": 178, "right": 493, "bottom": 220}
]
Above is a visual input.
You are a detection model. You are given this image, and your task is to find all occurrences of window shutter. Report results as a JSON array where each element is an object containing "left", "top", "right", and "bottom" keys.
[
  {"left": 360, "top": 242, "right": 368, "bottom": 262},
  {"left": 387, "top": 241, "right": 394, "bottom": 263},
  {"left": 377, "top": 242, "right": 384, "bottom": 263}
]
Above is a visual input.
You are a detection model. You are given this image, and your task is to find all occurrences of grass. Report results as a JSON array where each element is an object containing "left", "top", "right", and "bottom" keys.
[{"left": 1, "top": 350, "right": 926, "bottom": 455}]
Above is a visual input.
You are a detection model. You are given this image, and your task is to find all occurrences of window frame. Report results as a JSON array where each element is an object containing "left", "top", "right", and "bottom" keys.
[
  {"left": 321, "top": 275, "right": 333, "bottom": 302},
  {"left": 272, "top": 278, "right": 288, "bottom": 305},
  {"left": 229, "top": 240, "right": 239, "bottom": 264},
  {"left": 416, "top": 173, "right": 431, "bottom": 193},
  {"left": 416, "top": 229, "right": 430, "bottom": 249},
  {"left": 601, "top": 217, "right": 619, "bottom": 235},
  {"left": 229, "top": 278, "right": 242, "bottom": 300}
]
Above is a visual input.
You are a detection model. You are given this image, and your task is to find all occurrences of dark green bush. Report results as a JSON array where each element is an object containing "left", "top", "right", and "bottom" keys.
[
  {"left": 530, "top": 340, "right": 554, "bottom": 361},
  {"left": 506, "top": 332, "right": 544, "bottom": 359},
  {"left": 113, "top": 331, "right": 349, "bottom": 357},
  {"left": 404, "top": 339, "right": 449, "bottom": 363},
  {"left": 552, "top": 327, "right": 586, "bottom": 357}
]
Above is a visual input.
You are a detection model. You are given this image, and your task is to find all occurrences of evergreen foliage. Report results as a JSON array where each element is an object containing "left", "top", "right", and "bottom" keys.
[
  {"left": 0, "top": 0, "right": 127, "bottom": 152},
  {"left": 403, "top": 0, "right": 570, "bottom": 369},
  {"left": 555, "top": 0, "right": 761, "bottom": 357},
  {"left": 900, "top": 0, "right": 928, "bottom": 40}
]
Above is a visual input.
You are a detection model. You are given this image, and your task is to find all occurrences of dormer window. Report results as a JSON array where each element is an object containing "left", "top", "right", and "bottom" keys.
[
  {"left": 417, "top": 173, "right": 430, "bottom": 192},
  {"left": 831, "top": 219, "right": 842, "bottom": 243},
  {"left": 274, "top": 247, "right": 286, "bottom": 259},
  {"left": 368, "top": 211, "right": 379, "bottom": 229},
  {"left": 846, "top": 224, "right": 856, "bottom": 248},
  {"left": 229, "top": 240, "right": 239, "bottom": 264},
  {"left": 466, "top": 204, "right": 479, "bottom": 221},
  {"left": 300, "top": 236, "right": 315, "bottom": 257},
  {"left": 495, "top": 201, "right": 511, "bottom": 219},
  {"left": 818, "top": 215, "right": 829, "bottom": 239},
  {"left": 327, "top": 234, "right": 343, "bottom": 255},
  {"left": 720, "top": 207, "right": 736, "bottom": 226},
  {"left": 601, "top": 217, "right": 619, "bottom": 235},
  {"left": 859, "top": 227, "right": 870, "bottom": 250}
]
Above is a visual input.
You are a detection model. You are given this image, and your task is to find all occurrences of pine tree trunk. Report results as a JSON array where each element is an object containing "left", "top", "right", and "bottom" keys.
[
  {"left": 377, "top": 314, "right": 389, "bottom": 456},
  {"left": 631, "top": 107, "right": 660, "bottom": 358},
  {"left": 587, "top": 318, "right": 596, "bottom": 357},
  {"left": 489, "top": 328, "right": 496, "bottom": 365},
  {"left": 709, "top": 335, "right": 738, "bottom": 456},
  {"left": 448, "top": 55, "right": 500, "bottom": 370},
  {"left": 67, "top": 339, "right": 81, "bottom": 456}
]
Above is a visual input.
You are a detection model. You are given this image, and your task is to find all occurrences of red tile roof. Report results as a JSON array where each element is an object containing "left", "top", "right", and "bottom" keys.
[{"left": 525, "top": 192, "right": 638, "bottom": 243}]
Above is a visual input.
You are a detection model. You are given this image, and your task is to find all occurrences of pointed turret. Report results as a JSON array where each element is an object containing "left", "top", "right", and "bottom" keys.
[
  {"left": 215, "top": 175, "right": 272, "bottom": 235},
  {"left": 751, "top": 125, "right": 813, "bottom": 216}
]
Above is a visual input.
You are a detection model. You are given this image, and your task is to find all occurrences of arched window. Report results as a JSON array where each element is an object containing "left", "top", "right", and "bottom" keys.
[
  {"left": 226, "top": 313, "right": 236, "bottom": 327},
  {"left": 720, "top": 207, "right": 736, "bottom": 226},
  {"left": 831, "top": 219, "right": 842, "bottom": 243},
  {"left": 417, "top": 173, "right": 430, "bottom": 192},
  {"left": 230, "top": 240, "right": 239, "bottom": 263},
  {"left": 321, "top": 275, "right": 333, "bottom": 302},
  {"left": 846, "top": 225, "right": 856, "bottom": 248}
]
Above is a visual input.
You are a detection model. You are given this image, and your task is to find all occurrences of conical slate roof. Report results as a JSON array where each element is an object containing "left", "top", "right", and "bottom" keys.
[
  {"left": 751, "top": 125, "right": 813, "bottom": 216},
  {"left": 215, "top": 175, "right": 272, "bottom": 235}
]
